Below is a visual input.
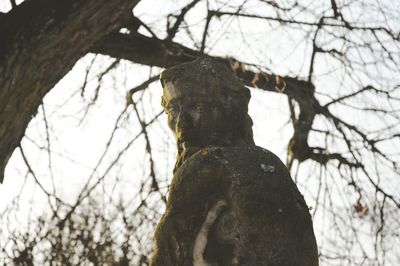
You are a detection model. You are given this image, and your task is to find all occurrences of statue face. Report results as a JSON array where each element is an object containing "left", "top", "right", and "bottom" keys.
[
  {"left": 160, "top": 57, "right": 255, "bottom": 154},
  {"left": 163, "top": 81, "right": 223, "bottom": 149}
]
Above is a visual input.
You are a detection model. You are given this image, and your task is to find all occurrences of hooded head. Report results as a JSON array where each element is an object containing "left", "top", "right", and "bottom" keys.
[{"left": 160, "top": 57, "right": 254, "bottom": 157}]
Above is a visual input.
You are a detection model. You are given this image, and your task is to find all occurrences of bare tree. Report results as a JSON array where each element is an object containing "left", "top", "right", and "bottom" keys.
[{"left": 0, "top": 0, "right": 399, "bottom": 265}]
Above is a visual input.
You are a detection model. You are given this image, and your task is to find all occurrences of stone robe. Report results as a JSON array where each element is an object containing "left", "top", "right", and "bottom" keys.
[{"left": 151, "top": 146, "right": 319, "bottom": 266}]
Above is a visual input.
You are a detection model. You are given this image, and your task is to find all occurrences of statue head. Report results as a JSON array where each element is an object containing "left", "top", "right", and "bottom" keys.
[{"left": 160, "top": 57, "right": 254, "bottom": 156}]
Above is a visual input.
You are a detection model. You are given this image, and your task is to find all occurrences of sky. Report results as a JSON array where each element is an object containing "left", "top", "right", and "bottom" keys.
[
  {"left": 1, "top": 0, "right": 400, "bottom": 264},
  {"left": 0, "top": 0, "right": 295, "bottom": 214}
]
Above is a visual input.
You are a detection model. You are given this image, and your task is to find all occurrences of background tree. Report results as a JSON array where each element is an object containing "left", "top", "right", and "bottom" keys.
[{"left": 0, "top": 0, "right": 399, "bottom": 265}]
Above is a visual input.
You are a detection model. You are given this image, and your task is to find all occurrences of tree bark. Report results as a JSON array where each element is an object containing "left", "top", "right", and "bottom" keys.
[{"left": 0, "top": 0, "right": 139, "bottom": 182}]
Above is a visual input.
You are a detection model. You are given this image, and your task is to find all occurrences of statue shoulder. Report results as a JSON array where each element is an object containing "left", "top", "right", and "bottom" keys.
[{"left": 177, "top": 146, "right": 290, "bottom": 177}]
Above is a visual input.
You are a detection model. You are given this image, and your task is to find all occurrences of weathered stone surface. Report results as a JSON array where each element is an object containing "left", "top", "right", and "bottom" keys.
[{"left": 151, "top": 57, "right": 318, "bottom": 266}]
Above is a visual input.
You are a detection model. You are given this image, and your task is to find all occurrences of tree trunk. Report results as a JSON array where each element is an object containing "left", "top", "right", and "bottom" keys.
[{"left": 0, "top": 0, "right": 138, "bottom": 182}]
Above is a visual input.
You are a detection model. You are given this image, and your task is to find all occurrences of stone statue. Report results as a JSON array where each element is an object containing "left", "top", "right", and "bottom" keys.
[{"left": 150, "top": 57, "right": 319, "bottom": 266}]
